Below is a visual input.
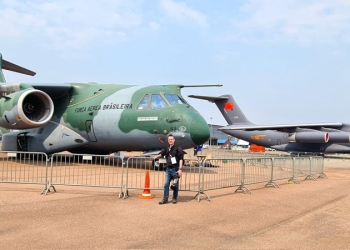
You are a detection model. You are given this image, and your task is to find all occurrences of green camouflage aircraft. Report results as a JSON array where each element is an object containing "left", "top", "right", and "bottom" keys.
[{"left": 0, "top": 53, "right": 220, "bottom": 155}]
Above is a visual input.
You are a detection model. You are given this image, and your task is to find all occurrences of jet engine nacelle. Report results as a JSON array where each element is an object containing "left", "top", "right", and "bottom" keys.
[
  {"left": 328, "top": 132, "right": 350, "bottom": 143},
  {"left": 0, "top": 89, "right": 54, "bottom": 129},
  {"left": 288, "top": 132, "right": 329, "bottom": 143}
]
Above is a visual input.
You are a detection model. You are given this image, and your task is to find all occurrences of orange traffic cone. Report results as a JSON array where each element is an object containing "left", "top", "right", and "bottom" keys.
[{"left": 139, "top": 170, "right": 154, "bottom": 199}]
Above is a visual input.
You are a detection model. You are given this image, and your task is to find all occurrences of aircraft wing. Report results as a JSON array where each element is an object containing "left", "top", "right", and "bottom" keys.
[
  {"left": 142, "top": 149, "right": 163, "bottom": 156},
  {"left": 31, "top": 83, "right": 72, "bottom": 99},
  {"left": 219, "top": 123, "right": 346, "bottom": 132}
]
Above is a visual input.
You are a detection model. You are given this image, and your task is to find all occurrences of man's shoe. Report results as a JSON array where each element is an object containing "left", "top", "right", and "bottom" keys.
[
  {"left": 159, "top": 199, "right": 168, "bottom": 205},
  {"left": 172, "top": 199, "right": 177, "bottom": 204}
]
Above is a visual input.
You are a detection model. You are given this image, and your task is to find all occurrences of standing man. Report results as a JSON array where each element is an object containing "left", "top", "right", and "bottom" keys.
[{"left": 154, "top": 134, "right": 184, "bottom": 204}]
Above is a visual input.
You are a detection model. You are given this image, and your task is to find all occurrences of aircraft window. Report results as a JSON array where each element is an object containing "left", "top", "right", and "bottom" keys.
[
  {"left": 164, "top": 94, "right": 185, "bottom": 105},
  {"left": 151, "top": 94, "right": 167, "bottom": 109},
  {"left": 137, "top": 95, "right": 149, "bottom": 110}
]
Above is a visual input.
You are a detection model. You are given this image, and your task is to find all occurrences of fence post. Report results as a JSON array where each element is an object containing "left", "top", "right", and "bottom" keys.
[
  {"left": 194, "top": 160, "right": 211, "bottom": 202},
  {"left": 265, "top": 158, "right": 279, "bottom": 188},
  {"left": 234, "top": 159, "right": 251, "bottom": 194},
  {"left": 305, "top": 157, "right": 317, "bottom": 181}
]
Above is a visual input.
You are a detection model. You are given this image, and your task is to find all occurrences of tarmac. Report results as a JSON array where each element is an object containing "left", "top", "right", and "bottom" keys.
[{"left": 1, "top": 157, "right": 350, "bottom": 249}]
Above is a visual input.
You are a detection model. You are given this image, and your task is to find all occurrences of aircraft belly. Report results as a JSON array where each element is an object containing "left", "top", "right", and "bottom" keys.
[
  {"left": 40, "top": 124, "right": 88, "bottom": 153},
  {"left": 283, "top": 143, "right": 328, "bottom": 153},
  {"left": 324, "top": 144, "right": 350, "bottom": 153},
  {"left": 80, "top": 130, "right": 161, "bottom": 152},
  {"left": 232, "top": 130, "right": 288, "bottom": 147}
]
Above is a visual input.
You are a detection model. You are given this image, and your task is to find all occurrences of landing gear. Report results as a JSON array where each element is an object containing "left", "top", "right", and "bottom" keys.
[{"left": 153, "top": 159, "right": 165, "bottom": 171}]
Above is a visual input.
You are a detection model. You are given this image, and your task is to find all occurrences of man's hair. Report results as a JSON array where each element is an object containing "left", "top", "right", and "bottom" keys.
[{"left": 168, "top": 134, "right": 175, "bottom": 139}]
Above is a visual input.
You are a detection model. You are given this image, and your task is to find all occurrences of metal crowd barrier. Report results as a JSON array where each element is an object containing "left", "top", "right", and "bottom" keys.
[
  {"left": 271, "top": 157, "right": 295, "bottom": 183},
  {"left": 200, "top": 158, "right": 243, "bottom": 190},
  {"left": 43, "top": 153, "right": 124, "bottom": 195},
  {"left": 0, "top": 151, "right": 325, "bottom": 201},
  {"left": 196, "top": 156, "right": 325, "bottom": 199},
  {"left": 122, "top": 156, "right": 203, "bottom": 200},
  {"left": 122, "top": 156, "right": 163, "bottom": 198},
  {"left": 204, "top": 149, "right": 291, "bottom": 159},
  {"left": 0, "top": 151, "right": 49, "bottom": 192}
]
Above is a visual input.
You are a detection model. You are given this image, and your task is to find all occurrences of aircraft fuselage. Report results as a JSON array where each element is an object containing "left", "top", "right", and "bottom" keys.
[
  {"left": 225, "top": 129, "right": 350, "bottom": 154},
  {"left": 1, "top": 83, "right": 210, "bottom": 154}
]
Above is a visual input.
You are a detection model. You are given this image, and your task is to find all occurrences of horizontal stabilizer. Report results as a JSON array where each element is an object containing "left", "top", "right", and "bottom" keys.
[
  {"left": 2, "top": 59, "right": 36, "bottom": 76},
  {"left": 0, "top": 53, "right": 36, "bottom": 83},
  {"left": 180, "top": 85, "right": 223, "bottom": 89},
  {"left": 188, "top": 95, "right": 228, "bottom": 102}
]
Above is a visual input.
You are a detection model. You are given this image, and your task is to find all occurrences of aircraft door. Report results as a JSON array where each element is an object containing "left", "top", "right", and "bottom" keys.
[{"left": 85, "top": 120, "right": 97, "bottom": 142}]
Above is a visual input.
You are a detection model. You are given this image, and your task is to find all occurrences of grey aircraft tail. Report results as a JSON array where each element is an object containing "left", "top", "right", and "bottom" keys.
[
  {"left": 0, "top": 53, "right": 36, "bottom": 83},
  {"left": 188, "top": 94, "right": 254, "bottom": 125}
]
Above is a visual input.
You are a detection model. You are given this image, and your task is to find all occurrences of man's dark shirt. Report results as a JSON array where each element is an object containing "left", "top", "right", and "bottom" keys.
[{"left": 159, "top": 145, "right": 184, "bottom": 168}]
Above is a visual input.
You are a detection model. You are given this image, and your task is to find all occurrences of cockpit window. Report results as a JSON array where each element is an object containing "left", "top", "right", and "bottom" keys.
[
  {"left": 151, "top": 94, "right": 167, "bottom": 109},
  {"left": 164, "top": 94, "right": 186, "bottom": 105},
  {"left": 137, "top": 95, "right": 149, "bottom": 110}
]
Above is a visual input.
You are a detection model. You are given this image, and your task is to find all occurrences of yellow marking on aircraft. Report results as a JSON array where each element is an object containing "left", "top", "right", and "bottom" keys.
[
  {"left": 251, "top": 135, "right": 265, "bottom": 140},
  {"left": 67, "top": 87, "right": 121, "bottom": 108}
]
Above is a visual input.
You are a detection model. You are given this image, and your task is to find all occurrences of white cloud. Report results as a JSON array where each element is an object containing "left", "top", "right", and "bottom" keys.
[
  {"left": 0, "top": 0, "right": 144, "bottom": 49},
  {"left": 149, "top": 21, "right": 160, "bottom": 30},
  {"left": 235, "top": 0, "right": 350, "bottom": 44},
  {"left": 160, "top": 0, "right": 208, "bottom": 28},
  {"left": 213, "top": 50, "right": 238, "bottom": 63}
]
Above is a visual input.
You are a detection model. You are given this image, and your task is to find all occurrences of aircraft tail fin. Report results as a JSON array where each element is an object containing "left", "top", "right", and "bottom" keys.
[
  {"left": 188, "top": 94, "right": 254, "bottom": 125},
  {"left": 0, "top": 53, "right": 36, "bottom": 83}
]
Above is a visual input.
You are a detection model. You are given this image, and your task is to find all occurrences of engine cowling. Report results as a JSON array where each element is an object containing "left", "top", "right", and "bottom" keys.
[
  {"left": 288, "top": 132, "right": 329, "bottom": 143},
  {"left": 328, "top": 132, "right": 350, "bottom": 143},
  {"left": 0, "top": 89, "right": 54, "bottom": 129}
]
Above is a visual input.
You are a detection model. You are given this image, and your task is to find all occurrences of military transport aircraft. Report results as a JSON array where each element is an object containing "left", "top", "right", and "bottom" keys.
[
  {"left": 0, "top": 53, "right": 220, "bottom": 155},
  {"left": 189, "top": 94, "right": 350, "bottom": 154}
]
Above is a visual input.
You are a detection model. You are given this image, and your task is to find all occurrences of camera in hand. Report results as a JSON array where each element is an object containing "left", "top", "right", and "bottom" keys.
[{"left": 170, "top": 172, "right": 180, "bottom": 190}]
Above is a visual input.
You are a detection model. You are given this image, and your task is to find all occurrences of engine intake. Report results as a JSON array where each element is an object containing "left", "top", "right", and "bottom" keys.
[{"left": 0, "top": 89, "right": 54, "bottom": 129}]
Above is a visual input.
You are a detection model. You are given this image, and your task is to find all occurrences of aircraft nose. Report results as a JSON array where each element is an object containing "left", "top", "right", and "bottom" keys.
[{"left": 190, "top": 115, "right": 210, "bottom": 145}]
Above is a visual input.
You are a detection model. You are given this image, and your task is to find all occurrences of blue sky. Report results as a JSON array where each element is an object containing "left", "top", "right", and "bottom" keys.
[{"left": 1, "top": 0, "right": 350, "bottom": 126}]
